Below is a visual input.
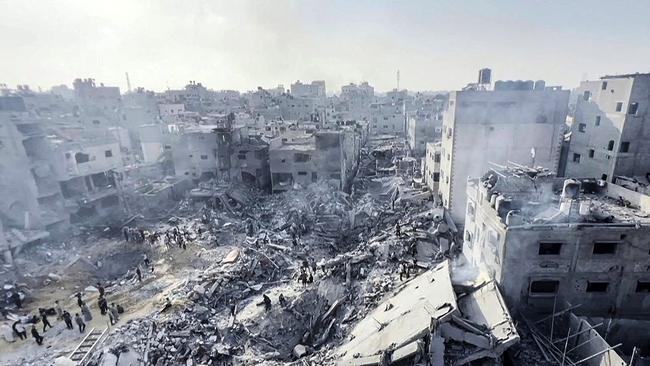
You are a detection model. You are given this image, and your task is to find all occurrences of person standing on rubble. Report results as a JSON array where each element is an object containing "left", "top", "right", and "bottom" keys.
[
  {"left": 96, "top": 282, "right": 105, "bottom": 298},
  {"left": 10, "top": 291, "right": 22, "bottom": 309},
  {"left": 109, "top": 303, "right": 120, "bottom": 324},
  {"left": 39, "top": 308, "right": 53, "bottom": 332},
  {"left": 31, "top": 326, "right": 43, "bottom": 345},
  {"left": 81, "top": 302, "right": 92, "bottom": 322},
  {"left": 12, "top": 320, "right": 26, "bottom": 340},
  {"left": 98, "top": 296, "right": 108, "bottom": 315},
  {"left": 263, "top": 294, "right": 271, "bottom": 311},
  {"left": 54, "top": 300, "right": 63, "bottom": 320},
  {"left": 74, "top": 313, "right": 85, "bottom": 333},
  {"left": 136, "top": 266, "right": 142, "bottom": 282},
  {"left": 62, "top": 311, "right": 73, "bottom": 330},
  {"left": 76, "top": 292, "right": 84, "bottom": 308},
  {"left": 278, "top": 294, "right": 287, "bottom": 307},
  {"left": 395, "top": 222, "right": 401, "bottom": 238}
]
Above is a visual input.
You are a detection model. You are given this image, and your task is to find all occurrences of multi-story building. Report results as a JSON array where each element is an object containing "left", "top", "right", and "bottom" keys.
[
  {"left": 290, "top": 80, "right": 326, "bottom": 100},
  {"left": 440, "top": 81, "right": 569, "bottom": 224},
  {"left": 73, "top": 78, "right": 122, "bottom": 124},
  {"left": 422, "top": 142, "right": 441, "bottom": 193},
  {"left": 369, "top": 102, "right": 405, "bottom": 137},
  {"left": 269, "top": 129, "right": 360, "bottom": 193},
  {"left": 407, "top": 114, "right": 443, "bottom": 156},
  {"left": 565, "top": 73, "right": 650, "bottom": 183},
  {"left": 229, "top": 137, "right": 271, "bottom": 190},
  {"left": 464, "top": 166, "right": 650, "bottom": 316}
]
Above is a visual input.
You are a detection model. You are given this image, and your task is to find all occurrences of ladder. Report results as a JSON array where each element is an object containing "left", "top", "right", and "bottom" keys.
[{"left": 68, "top": 327, "right": 108, "bottom": 365}]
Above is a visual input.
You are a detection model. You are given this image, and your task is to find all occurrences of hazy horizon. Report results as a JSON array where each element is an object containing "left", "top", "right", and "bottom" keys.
[{"left": 1, "top": 0, "right": 649, "bottom": 93}]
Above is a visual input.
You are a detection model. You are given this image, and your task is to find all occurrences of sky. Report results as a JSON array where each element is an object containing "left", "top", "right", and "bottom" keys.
[{"left": 1, "top": 0, "right": 649, "bottom": 94}]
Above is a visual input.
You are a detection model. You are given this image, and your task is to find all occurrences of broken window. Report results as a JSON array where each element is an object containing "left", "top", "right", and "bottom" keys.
[
  {"left": 601, "top": 81, "right": 608, "bottom": 90},
  {"left": 294, "top": 153, "right": 311, "bottom": 162},
  {"left": 578, "top": 123, "right": 586, "bottom": 132},
  {"left": 635, "top": 281, "right": 650, "bottom": 293},
  {"left": 74, "top": 152, "right": 90, "bottom": 163},
  {"left": 615, "top": 102, "right": 623, "bottom": 112},
  {"left": 104, "top": 150, "right": 113, "bottom": 158},
  {"left": 593, "top": 241, "right": 617, "bottom": 255},
  {"left": 583, "top": 91, "right": 590, "bottom": 101},
  {"left": 297, "top": 171, "right": 307, "bottom": 176},
  {"left": 620, "top": 141, "right": 630, "bottom": 153},
  {"left": 529, "top": 280, "right": 559, "bottom": 295},
  {"left": 595, "top": 116, "right": 601, "bottom": 126},
  {"left": 588, "top": 149, "right": 595, "bottom": 158},
  {"left": 238, "top": 154, "right": 247, "bottom": 160},
  {"left": 572, "top": 153, "right": 581, "bottom": 163},
  {"left": 601, "top": 174, "right": 608, "bottom": 181},
  {"left": 433, "top": 172, "right": 440, "bottom": 182},
  {"left": 607, "top": 140, "right": 615, "bottom": 151},
  {"left": 200, "top": 155, "right": 208, "bottom": 160},
  {"left": 434, "top": 153, "right": 441, "bottom": 163},
  {"left": 628, "top": 102, "right": 639, "bottom": 115},
  {"left": 538, "top": 242, "right": 562, "bottom": 255},
  {"left": 586, "top": 282, "right": 609, "bottom": 293}
]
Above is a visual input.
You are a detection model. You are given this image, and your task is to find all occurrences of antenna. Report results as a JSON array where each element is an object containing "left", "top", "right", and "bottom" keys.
[
  {"left": 396, "top": 69, "right": 400, "bottom": 90},
  {"left": 125, "top": 72, "right": 132, "bottom": 93}
]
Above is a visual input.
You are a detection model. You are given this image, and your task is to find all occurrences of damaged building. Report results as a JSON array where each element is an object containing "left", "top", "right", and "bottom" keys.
[{"left": 464, "top": 165, "right": 650, "bottom": 317}]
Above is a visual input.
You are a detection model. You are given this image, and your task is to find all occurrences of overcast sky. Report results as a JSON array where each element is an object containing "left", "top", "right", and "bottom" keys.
[{"left": 1, "top": 0, "right": 649, "bottom": 93}]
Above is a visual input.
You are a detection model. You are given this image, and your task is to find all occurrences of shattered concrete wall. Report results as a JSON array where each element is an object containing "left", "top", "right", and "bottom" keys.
[{"left": 568, "top": 313, "right": 628, "bottom": 366}]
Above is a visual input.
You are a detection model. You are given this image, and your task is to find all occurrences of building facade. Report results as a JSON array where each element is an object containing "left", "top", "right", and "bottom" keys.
[
  {"left": 565, "top": 73, "right": 650, "bottom": 183},
  {"left": 440, "top": 83, "right": 569, "bottom": 224},
  {"left": 464, "top": 168, "right": 650, "bottom": 317}
]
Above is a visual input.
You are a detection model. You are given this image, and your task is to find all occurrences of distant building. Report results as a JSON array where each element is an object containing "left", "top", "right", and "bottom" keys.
[
  {"left": 439, "top": 82, "right": 569, "bottom": 224},
  {"left": 369, "top": 102, "right": 405, "bottom": 137},
  {"left": 290, "top": 80, "right": 326, "bottom": 99},
  {"left": 464, "top": 167, "right": 650, "bottom": 316},
  {"left": 565, "top": 73, "right": 650, "bottom": 183},
  {"left": 407, "top": 114, "right": 442, "bottom": 156},
  {"left": 269, "top": 129, "right": 360, "bottom": 193},
  {"left": 422, "top": 142, "right": 441, "bottom": 193}
]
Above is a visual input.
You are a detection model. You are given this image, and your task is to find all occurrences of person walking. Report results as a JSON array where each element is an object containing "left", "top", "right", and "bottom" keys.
[
  {"left": 54, "top": 300, "right": 63, "bottom": 320},
  {"left": 74, "top": 313, "right": 86, "bottom": 333},
  {"left": 12, "top": 321, "right": 26, "bottom": 340},
  {"left": 31, "top": 326, "right": 43, "bottom": 345},
  {"left": 109, "top": 304, "right": 120, "bottom": 324},
  {"left": 81, "top": 302, "right": 93, "bottom": 322},
  {"left": 62, "top": 311, "right": 73, "bottom": 330},
  {"left": 39, "top": 308, "right": 53, "bottom": 332},
  {"left": 136, "top": 266, "right": 142, "bottom": 282}
]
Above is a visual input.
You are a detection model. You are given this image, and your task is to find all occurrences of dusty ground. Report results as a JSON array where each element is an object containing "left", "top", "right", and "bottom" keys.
[{"left": 0, "top": 224, "right": 236, "bottom": 366}]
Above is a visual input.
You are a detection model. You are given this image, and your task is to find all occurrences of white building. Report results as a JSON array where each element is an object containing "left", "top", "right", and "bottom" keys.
[
  {"left": 439, "top": 82, "right": 569, "bottom": 224},
  {"left": 422, "top": 142, "right": 441, "bottom": 193},
  {"left": 290, "top": 80, "right": 326, "bottom": 99},
  {"left": 369, "top": 103, "right": 405, "bottom": 136},
  {"left": 565, "top": 73, "right": 650, "bottom": 183}
]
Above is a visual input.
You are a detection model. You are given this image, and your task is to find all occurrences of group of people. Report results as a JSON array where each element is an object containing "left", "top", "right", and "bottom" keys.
[
  {"left": 297, "top": 259, "right": 316, "bottom": 287},
  {"left": 11, "top": 282, "right": 125, "bottom": 346}
]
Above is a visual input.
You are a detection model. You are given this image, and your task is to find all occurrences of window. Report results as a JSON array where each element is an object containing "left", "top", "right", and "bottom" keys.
[
  {"left": 297, "top": 171, "right": 307, "bottom": 176},
  {"left": 593, "top": 241, "right": 617, "bottom": 254},
  {"left": 601, "top": 174, "right": 608, "bottom": 181},
  {"left": 578, "top": 123, "right": 586, "bottom": 132},
  {"left": 104, "top": 150, "right": 113, "bottom": 157},
  {"left": 237, "top": 154, "right": 246, "bottom": 160},
  {"left": 330, "top": 173, "right": 341, "bottom": 179},
  {"left": 433, "top": 172, "right": 440, "bottom": 182},
  {"left": 607, "top": 140, "right": 615, "bottom": 151},
  {"left": 620, "top": 141, "right": 630, "bottom": 153},
  {"left": 538, "top": 242, "right": 562, "bottom": 255},
  {"left": 583, "top": 91, "right": 590, "bottom": 101},
  {"left": 588, "top": 149, "right": 595, "bottom": 158},
  {"left": 311, "top": 172, "right": 318, "bottom": 182},
  {"left": 601, "top": 81, "right": 608, "bottom": 90},
  {"left": 636, "top": 281, "right": 650, "bottom": 293},
  {"left": 628, "top": 102, "right": 638, "bottom": 115},
  {"left": 530, "top": 280, "right": 559, "bottom": 294},
  {"left": 586, "top": 282, "right": 609, "bottom": 293},
  {"left": 200, "top": 155, "right": 208, "bottom": 160},
  {"left": 572, "top": 153, "right": 581, "bottom": 163},
  {"left": 595, "top": 116, "right": 601, "bottom": 126},
  {"left": 434, "top": 153, "right": 441, "bottom": 163},
  {"left": 75, "top": 152, "right": 90, "bottom": 163},
  {"left": 294, "top": 153, "right": 311, "bottom": 162},
  {"left": 615, "top": 102, "right": 623, "bottom": 112}
]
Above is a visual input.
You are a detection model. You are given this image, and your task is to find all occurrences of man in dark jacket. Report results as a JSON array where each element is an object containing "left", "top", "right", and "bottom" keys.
[
  {"left": 62, "top": 311, "right": 73, "bottom": 330},
  {"left": 31, "top": 326, "right": 43, "bottom": 345}
]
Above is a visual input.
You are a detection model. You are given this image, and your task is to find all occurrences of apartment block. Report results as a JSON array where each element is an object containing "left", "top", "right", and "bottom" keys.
[
  {"left": 369, "top": 102, "right": 405, "bottom": 136},
  {"left": 566, "top": 73, "right": 650, "bottom": 182},
  {"left": 440, "top": 82, "right": 569, "bottom": 224},
  {"left": 464, "top": 167, "right": 650, "bottom": 316},
  {"left": 422, "top": 142, "right": 441, "bottom": 193},
  {"left": 407, "top": 114, "right": 442, "bottom": 156}
]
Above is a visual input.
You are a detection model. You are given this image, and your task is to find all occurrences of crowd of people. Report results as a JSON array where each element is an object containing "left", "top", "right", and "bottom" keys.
[{"left": 9, "top": 282, "right": 125, "bottom": 346}]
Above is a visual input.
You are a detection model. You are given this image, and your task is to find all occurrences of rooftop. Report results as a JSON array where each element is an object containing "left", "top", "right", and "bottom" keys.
[{"left": 470, "top": 164, "right": 650, "bottom": 227}]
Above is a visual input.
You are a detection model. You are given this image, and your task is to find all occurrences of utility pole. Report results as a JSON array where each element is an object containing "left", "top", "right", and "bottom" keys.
[
  {"left": 396, "top": 69, "right": 400, "bottom": 90},
  {"left": 125, "top": 72, "right": 132, "bottom": 93}
]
